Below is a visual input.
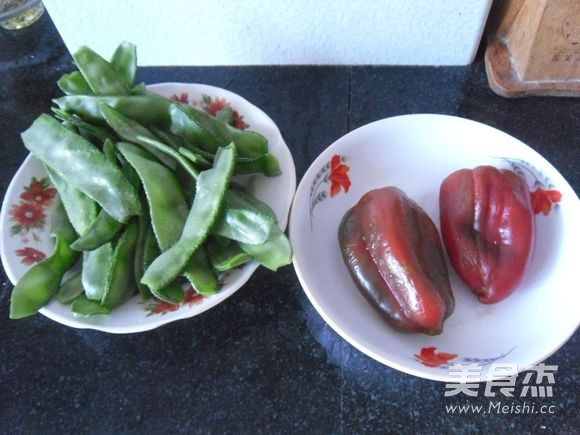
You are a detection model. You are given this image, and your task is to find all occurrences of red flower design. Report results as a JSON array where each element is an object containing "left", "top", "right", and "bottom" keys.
[
  {"left": 329, "top": 154, "right": 351, "bottom": 197},
  {"left": 530, "top": 187, "right": 562, "bottom": 215},
  {"left": 15, "top": 247, "right": 46, "bottom": 265},
  {"left": 208, "top": 98, "right": 228, "bottom": 116},
  {"left": 145, "top": 286, "right": 206, "bottom": 315},
  {"left": 232, "top": 111, "right": 248, "bottom": 130},
  {"left": 171, "top": 92, "right": 190, "bottom": 104},
  {"left": 183, "top": 288, "right": 205, "bottom": 307},
  {"left": 9, "top": 201, "right": 45, "bottom": 230},
  {"left": 414, "top": 347, "right": 458, "bottom": 368},
  {"left": 147, "top": 299, "right": 180, "bottom": 316},
  {"left": 20, "top": 180, "right": 56, "bottom": 207},
  {"left": 201, "top": 95, "right": 248, "bottom": 130}
]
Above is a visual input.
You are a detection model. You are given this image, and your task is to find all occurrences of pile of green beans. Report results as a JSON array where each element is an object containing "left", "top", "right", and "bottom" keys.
[{"left": 10, "top": 42, "right": 292, "bottom": 319}]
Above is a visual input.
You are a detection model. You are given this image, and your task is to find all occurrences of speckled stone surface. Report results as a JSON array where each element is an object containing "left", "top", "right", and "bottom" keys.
[{"left": 0, "top": 14, "right": 578, "bottom": 434}]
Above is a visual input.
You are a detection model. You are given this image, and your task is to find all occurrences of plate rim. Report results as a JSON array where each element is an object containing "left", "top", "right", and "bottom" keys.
[{"left": 290, "top": 113, "right": 580, "bottom": 382}]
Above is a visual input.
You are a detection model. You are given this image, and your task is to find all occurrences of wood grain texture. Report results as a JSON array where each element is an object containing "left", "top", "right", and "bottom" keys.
[{"left": 485, "top": 0, "right": 580, "bottom": 97}]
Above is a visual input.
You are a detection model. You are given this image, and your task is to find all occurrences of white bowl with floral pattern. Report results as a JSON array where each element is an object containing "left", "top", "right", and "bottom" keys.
[
  {"left": 290, "top": 114, "right": 580, "bottom": 382},
  {"left": 0, "top": 83, "right": 296, "bottom": 333}
]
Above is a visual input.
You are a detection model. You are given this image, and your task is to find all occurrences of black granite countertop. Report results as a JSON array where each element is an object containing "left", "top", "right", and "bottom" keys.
[{"left": 1, "top": 13, "right": 578, "bottom": 434}]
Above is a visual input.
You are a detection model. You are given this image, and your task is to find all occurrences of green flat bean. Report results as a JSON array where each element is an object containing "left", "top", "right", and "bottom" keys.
[
  {"left": 215, "top": 106, "right": 233, "bottom": 124},
  {"left": 54, "top": 95, "right": 173, "bottom": 127},
  {"left": 142, "top": 144, "right": 236, "bottom": 290},
  {"left": 239, "top": 224, "right": 292, "bottom": 271},
  {"left": 136, "top": 225, "right": 184, "bottom": 304},
  {"left": 10, "top": 200, "right": 79, "bottom": 319},
  {"left": 138, "top": 226, "right": 185, "bottom": 303},
  {"left": 82, "top": 243, "right": 113, "bottom": 301},
  {"left": 142, "top": 224, "right": 159, "bottom": 272},
  {"left": 45, "top": 165, "right": 97, "bottom": 236},
  {"left": 211, "top": 208, "right": 274, "bottom": 245},
  {"left": 169, "top": 104, "right": 221, "bottom": 153},
  {"left": 65, "top": 140, "right": 132, "bottom": 252},
  {"left": 149, "top": 126, "right": 185, "bottom": 149},
  {"left": 177, "top": 146, "right": 212, "bottom": 168},
  {"left": 134, "top": 214, "right": 152, "bottom": 300},
  {"left": 60, "top": 121, "right": 77, "bottom": 132},
  {"left": 211, "top": 206, "right": 272, "bottom": 245},
  {"left": 101, "top": 219, "right": 139, "bottom": 308},
  {"left": 52, "top": 108, "right": 114, "bottom": 143},
  {"left": 71, "top": 295, "right": 112, "bottom": 317},
  {"left": 118, "top": 141, "right": 212, "bottom": 298},
  {"left": 57, "top": 71, "right": 94, "bottom": 96},
  {"left": 102, "top": 138, "right": 117, "bottom": 163},
  {"left": 117, "top": 142, "right": 188, "bottom": 251},
  {"left": 176, "top": 104, "right": 268, "bottom": 158},
  {"left": 131, "top": 83, "right": 148, "bottom": 95},
  {"left": 22, "top": 115, "right": 141, "bottom": 223},
  {"left": 211, "top": 188, "right": 277, "bottom": 245},
  {"left": 182, "top": 247, "right": 218, "bottom": 296},
  {"left": 135, "top": 135, "right": 200, "bottom": 179},
  {"left": 228, "top": 184, "right": 278, "bottom": 221},
  {"left": 138, "top": 136, "right": 273, "bottom": 246},
  {"left": 73, "top": 46, "right": 129, "bottom": 96},
  {"left": 56, "top": 270, "right": 84, "bottom": 304},
  {"left": 235, "top": 153, "right": 281, "bottom": 176},
  {"left": 207, "top": 239, "right": 251, "bottom": 272},
  {"left": 54, "top": 95, "right": 269, "bottom": 157},
  {"left": 179, "top": 140, "right": 216, "bottom": 161},
  {"left": 70, "top": 207, "right": 124, "bottom": 251},
  {"left": 110, "top": 41, "right": 137, "bottom": 88},
  {"left": 174, "top": 165, "right": 196, "bottom": 207},
  {"left": 151, "top": 283, "right": 185, "bottom": 304},
  {"left": 99, "top": 103, "right": 176, "bottom": 169}
]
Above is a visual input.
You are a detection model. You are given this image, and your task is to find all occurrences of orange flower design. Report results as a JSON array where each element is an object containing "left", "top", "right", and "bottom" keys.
[
  {"left": 145, "top": 286, "right": 206, "bottom": 315},
  {"left": 530, "top": 187, "right": 562, "bottom": 215},
  {"left": 147, "top": 299, "right": 181, "bottom": 316},
  {"left": 10, "top": 202, "right": 45, "bottom": 230},
  {"left": 329, "top": 154, "right": 351, "bottom": 197},
  {"left": 205, "top": 97, "right": 228, "bottom": 116},
  {"left": 201, "top": 95, "right": 248, "bottom": 130},
  {"left": 414, "top": 346, "right": 458, "bottom": 368},
  {"left": 170, "top": 92, "right": 189, "bottom": 104},
  {"left": 20, "top": 180, "right": 56, "bottom": 207},
  {"left": 15, "top": 247, "right": 46, "bottom": 265},
  {"left": 232, "top": 111, "right": 248, "bottom": 130},
  {"left": 183, "top": 288, "right": 205, "bottom": 307}
]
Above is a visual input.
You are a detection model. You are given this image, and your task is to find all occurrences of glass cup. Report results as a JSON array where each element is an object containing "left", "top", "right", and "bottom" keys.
[{"left": 0, "top": 0, "right": 44, "bottom": 30}]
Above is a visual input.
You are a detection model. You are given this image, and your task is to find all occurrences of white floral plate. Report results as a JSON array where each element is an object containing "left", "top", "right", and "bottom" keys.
[
  {"left": 290, "top": 114, "right": 580, "bottom": 382},
  {"left": 0, "top": 83, "right": 296, "bottom": 333}
]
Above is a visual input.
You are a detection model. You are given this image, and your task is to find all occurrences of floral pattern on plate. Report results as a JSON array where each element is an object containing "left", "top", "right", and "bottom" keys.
[
  {"left": 8, "top": 176, "right": 56, "bottom": 264},
  {"left": 170, "top": 92, "right": 249, "bottom": 130},
  {"left": 145, "top": 287, "right": 206, "bottom": 316},
  {"left": 414, "top": 346, "right": 517, "bottom": 369},
  {"left": 495, "top": 157, "right": 562, "bottom": 215},
  {"left": 309, "top": 154, "right": 351, "bottom": 228}
]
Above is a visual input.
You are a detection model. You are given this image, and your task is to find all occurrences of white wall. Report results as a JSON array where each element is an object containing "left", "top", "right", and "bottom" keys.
[{"left": 44, "top": 0, "right": 492, "bottom": 66}]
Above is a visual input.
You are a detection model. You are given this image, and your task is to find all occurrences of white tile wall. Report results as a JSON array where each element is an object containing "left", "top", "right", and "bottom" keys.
[{"left": 44, "top": 0, "right": 492, "bottom": 66}]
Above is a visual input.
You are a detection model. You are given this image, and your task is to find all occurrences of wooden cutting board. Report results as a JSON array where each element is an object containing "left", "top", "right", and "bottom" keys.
[{"left": 485, "top": 0, "right": 580, "bottom": 97}]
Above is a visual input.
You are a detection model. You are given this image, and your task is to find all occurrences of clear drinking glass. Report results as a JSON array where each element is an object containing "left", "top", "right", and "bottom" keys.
[{"left": 0, "top": 0, "right": 44, "bottom": 30}]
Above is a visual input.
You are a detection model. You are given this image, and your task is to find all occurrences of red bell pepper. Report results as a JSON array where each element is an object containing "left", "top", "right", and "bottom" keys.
[
  {"left": 339, "top": 187, "right": 454, "bottom": 335},
  {"left": 439, "top": 166, "right": 535, "bottom": 304}
]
